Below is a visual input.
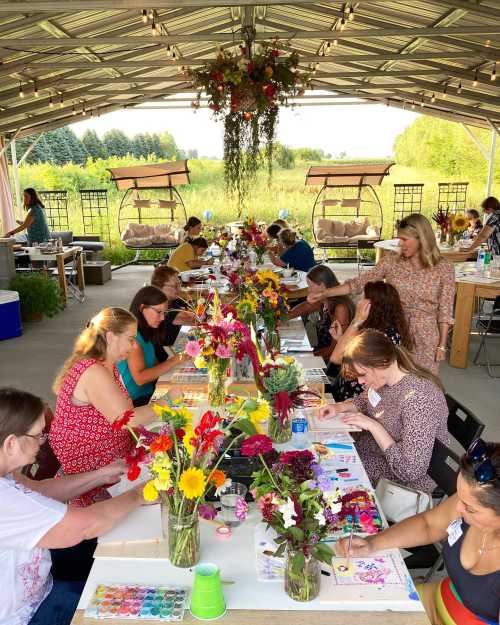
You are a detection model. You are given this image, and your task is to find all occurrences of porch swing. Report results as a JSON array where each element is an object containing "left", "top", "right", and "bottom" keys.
[
  {"left": 307, "top": 162, "right": 393, "bottom": 262},
  {"left": 108, "top": 161, "right": 190, "bottom": 270}
]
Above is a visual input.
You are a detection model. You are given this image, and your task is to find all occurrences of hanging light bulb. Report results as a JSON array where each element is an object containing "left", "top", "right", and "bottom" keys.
[
  {"left": 141, "top": 9, "right": 148, "bottom": 23},
  {"left": 457, "top": 81, "right": 462, "bottom": 94},
  {"left": 90, "top": 109, "right": 94, "bottom": 118},
  {"left": 72, "top": 102, "right": 76, "bottom": 115},
  {"left": 321, "top": 48, "right": 325, "bottom": 57},
  {"left": 442, "top": 84, "right": 447, "bottom": 99},
  {"left": 473, "top": 69, "right": 478, "bottom": 87},
  {"left": 348, "top": 5, "right": 354, "bottom": 21},
  {"left": 49, "top": 94, "right": 54, "bottom": 108},
  {"left": 411, "top": 101, "right": 416, "bottom": 109},
  {"left": 431, "top": 92, "right": 436, "bottom": 102},
  {"left": 340, "top": 16, "right": 346, "bottom": 30},
  {"left": 333, "top": 38, "right": 338, "bottom": 46},
  {"left": 172, "top": 49, "right": 177, "bottom": 60},
  {"left": 34, "top": 83, "right": 39, "bottom": 97},
  {"left": 326, "top": 41, "right": 331, "bottom": 52},
  {"left": 82, "top": 102, "right": 86, "bottom": 116},
  {"left": 148, "top": 8, "right": 154, "bottom": 19},
  {"left": 491, "top": 62, "right": 497, "bottom": 81},
  {"left": 59, "top": 93, "right": 64, "bottom": 108},
  {"left": 315, "top": 62, "right": 320, "bottom": 71},
  {"left": 420, "top": 95, "right": 425, "bottom": 108},
  {"left": 19, "top": 81, "right": 24, "bottom": 98},
  {"left": 166, "top": 44, "right": 172, "bottom": 57},
  {"left": 151, "top": 20, "right": 158, "bottom": 35}
]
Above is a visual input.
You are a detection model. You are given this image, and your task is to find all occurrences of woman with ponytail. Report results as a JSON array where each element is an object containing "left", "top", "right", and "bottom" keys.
[
  {"left": 50, "top": 307, "right": 159, "bottom": 507},
  {"left": 320, "top": 329, "right": 449, "bottom": 492}
]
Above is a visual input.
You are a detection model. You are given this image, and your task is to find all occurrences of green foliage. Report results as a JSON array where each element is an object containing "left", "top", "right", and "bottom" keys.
[
  {"left": 8, "top": 273, "right": 62, "bottom": 319},
  {"left": 274, "top": 143, "right": 296, "bottom": 169},
  {"left": 81, "top": 129, "right": 108, "bottom": 159},
  {"left": 103, "top": 129, "right": 131, "bottom": 157}
]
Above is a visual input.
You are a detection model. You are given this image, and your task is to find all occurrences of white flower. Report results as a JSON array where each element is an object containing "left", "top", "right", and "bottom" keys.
[
  {"left": 314, "top": 510, "right": 326, "bottom": 526},
  {"left": 278, "top": 497, "right": 297, "bottom": 528}
]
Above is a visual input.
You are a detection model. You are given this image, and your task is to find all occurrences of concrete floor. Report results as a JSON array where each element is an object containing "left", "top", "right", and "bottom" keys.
[{"left": 1, "top": 263, "right": 498, "bottom": 442}]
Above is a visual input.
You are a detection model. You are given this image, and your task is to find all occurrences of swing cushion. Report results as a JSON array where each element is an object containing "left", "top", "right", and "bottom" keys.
[
  {"left": 121, "top": 222, "right": 183, "bottom": 246},
  {"left": 314, "top": 217, "right": 380, "bottom": 244},
  {"left": 344, "top": 217, "right": 368, "bottom": 237}
]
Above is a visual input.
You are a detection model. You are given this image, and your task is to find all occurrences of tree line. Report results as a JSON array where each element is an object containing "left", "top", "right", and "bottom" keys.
[{"left": 8, "top": 128, "right": 190, "bottom": 166}]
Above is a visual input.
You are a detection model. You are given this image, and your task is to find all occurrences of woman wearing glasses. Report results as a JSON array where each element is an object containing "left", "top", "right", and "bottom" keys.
[
  {"left": 308, "top": 214, "right": 455, "bottom": 373},
  {"left": 0, "top": 388, "right": 150, "bottom": 625},
  {"left": 336, "top": 439, "right": 500, "bottom": 625},
  {"left": 117, "top": 286, "right": 187, "bottom": 407}
]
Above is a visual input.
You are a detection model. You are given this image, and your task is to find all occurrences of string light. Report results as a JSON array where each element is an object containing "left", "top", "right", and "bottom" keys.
[
  {"left": 49, "top": 94, "right": 54, "bottom": 107},
  {"left": 340, "top": 16, "right": 346, "bottom": 30},
  {"left": 141, "top": 9, "right": 148, "bottom": 23},
  {"left": 172, "top": 49, "right": 177, "bottom": 60},
  {"left": 19, "top": 81, "right": 24, "bottom": 98},
  {"left": 348, "top": 5, "right": 354, "bottom": 21},
  {"left": 491, "top": 62, "right": 497, "bottom": 81},
  {"left": 333, "top": 38, "right": 338, "bottom": 46},
  {"left": 90, "top": 109, "right": 94, "bottom": 118},
  {"left": 34, "top": 82, "right": 39, "bottom": 97},
  {"left": 151, "top": 20, "right": 158, "bottom": 35},
  {"left": 442, "top": 84, "right": 447, "bottom": 99},
  {"left": 431, "top": 92, "right": 435, "bottom": 103},
  {"left": 72, "top": 102, "right": 76, "bottom": 115},
  {"left": 148, "top": 9, "right": 154, "bottom": 19},
  {"left": 420, "top": 95, "right": 425, "bottom": 108},
  {"left": 59, "top": 93, "right": 64, "bottom": 108},
  {"left": 457, "top": 81, "right": 462, "bottom": 94},
  {"left": 473, "top": 69, "right": 478, "bottom": 87},
  {"left": 326, "top": 41, "right": 331, "bottom": 52},
  {"left": 321, "top": 48, "right": 325, "bottom": 57},
  {"left": 82, "top": 101, "right": 86, "bottom": 116},
  {"left": 166, "top": 44, "right": 172, "bottom": 57},
  {"left": 411, "top": 101, "right": 416, "bottom": 109}
]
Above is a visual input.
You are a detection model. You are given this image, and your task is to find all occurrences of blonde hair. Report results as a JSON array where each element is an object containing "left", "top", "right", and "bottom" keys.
[
  {"left": 341, "top": 329, "right": 444, "bottom": 391},
  {"left": 53, "top": 307, "right": 137, "bottom": 393},
  {"left": 396, "top": 213, "right": 442, "bottom": 268}
]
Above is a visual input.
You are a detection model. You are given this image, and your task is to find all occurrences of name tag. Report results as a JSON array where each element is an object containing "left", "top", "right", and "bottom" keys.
[
  {"left": 447, "top": 519, "right": 463, "bottom": 546},
  {"left": 368, "top": 387, "right": 381, "bottom": 407}
]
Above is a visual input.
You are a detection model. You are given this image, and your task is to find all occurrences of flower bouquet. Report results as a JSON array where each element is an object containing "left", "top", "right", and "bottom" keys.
[
  {"left": 432, "top": 207, "right": 450, "bottom": 243},
  {"left": 185, "top": 290, "right": 251, "bottom": 406},
  {"left": 448, "top": 212, "right": 468, "bottom": 245},
  {"left": 121, "top": 397, "right": 260, "bottom": 567},
  {"left": 243, "top": 438, "right": 340, "bottom": 601},
  {"left": 252, "top": 269, "right": 289, "bottom": 354},
  {"left": 253, "top": 355, "right": 305, "bottom": 443},
  {"left": 239, "top": 218, "right": 268, "bottom": 263}
]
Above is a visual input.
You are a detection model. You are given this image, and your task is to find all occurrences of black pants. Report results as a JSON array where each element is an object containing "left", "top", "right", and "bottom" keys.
[{"left": 50, "top": 538, "right": 97, "bottom": 582}]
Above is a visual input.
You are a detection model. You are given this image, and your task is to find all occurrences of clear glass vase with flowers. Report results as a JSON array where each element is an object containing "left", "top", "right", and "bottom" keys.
[
  {"left": 120, "top": 396, "right": 262, "bottom": 567},
  {"left": 241, "top": 436, "right": 340, "bottom": 601}
]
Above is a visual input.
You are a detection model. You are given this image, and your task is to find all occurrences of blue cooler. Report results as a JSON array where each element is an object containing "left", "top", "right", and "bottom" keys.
[{"left": 0, "top": 290, "right": 22, "bottom": 340}]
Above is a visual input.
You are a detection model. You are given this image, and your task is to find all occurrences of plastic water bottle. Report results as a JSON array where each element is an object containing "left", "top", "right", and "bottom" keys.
[
  {"left": 477, "top": 246, "right": 486, "bottom": 272},
  {"left": 291, "top": 409, "right": 309, "bottom": 449}
]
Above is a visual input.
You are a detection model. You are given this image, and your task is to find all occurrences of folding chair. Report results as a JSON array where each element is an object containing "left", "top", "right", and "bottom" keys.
[
  {"left": 445, "top": 393, "right": 485, "bottom": 453},
  {"left": 51, "top": 249, "right": 85, "bottom": 303},
  {"left": 473, "top": 295, "right": 500, "bottom": 377}
]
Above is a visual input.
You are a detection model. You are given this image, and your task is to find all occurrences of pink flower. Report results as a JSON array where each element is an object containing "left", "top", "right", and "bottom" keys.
[
  {"left": 241, "top": 434, "right": 273, "bottom": 457},
  {"left": 185, "top": 340, "right": 201, "bottom": 357},
  {"left": 235, "top": 497, "right": 249, "bottom": 521},
  {"left": 215, "top": 344, "right": 232, "bottom": 358},
  {"left": 198, "top": 503, "right": 217, "bottom": 520}
]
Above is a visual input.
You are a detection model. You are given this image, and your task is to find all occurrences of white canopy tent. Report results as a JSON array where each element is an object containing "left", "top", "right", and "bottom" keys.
[{"left": 0, "top": 0, "right": 498, "bottom": 229}]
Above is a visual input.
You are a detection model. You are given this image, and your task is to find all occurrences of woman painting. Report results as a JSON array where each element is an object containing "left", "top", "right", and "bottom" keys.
[
  {"left": 182, "top": 216, "right": 202, "bottom": 242},
  {"left": 269, "top": 228, "right": 316, "bottom": 273},
  {"left": 4, "top": 188, "right": 51, "bottom": 244},
  {"left": 167, "top": 236, "right": 210, "bottom": 272},
  {"left": 465, "top": 196, "right": 500, "bottom": 256}
]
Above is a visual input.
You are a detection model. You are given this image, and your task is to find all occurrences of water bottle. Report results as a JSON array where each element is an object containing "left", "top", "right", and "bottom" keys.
[
  {"left": 477, "top": 246, "right": 486, "bottom": 272},
  {"left": 484, "top": 249, "right": 492, "bottom": 269},
  {"left": 291, "top": 409, "right": 309, "bottom": 450}
]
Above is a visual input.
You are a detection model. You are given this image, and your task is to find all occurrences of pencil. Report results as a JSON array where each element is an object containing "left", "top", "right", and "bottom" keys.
[{"left": 346, "top": 527, "right": 353, "bottom": 569}]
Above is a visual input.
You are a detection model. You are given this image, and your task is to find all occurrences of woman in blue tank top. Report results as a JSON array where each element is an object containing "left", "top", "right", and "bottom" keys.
[
  {"left": 335, "top": 439, "right": 500, "bottom": 625},
  {"left": 3, "top": 188, "right": 51, "bottom": 244},
  {"left": 118, "top": 286, "right": 188, "bottom": 406}
]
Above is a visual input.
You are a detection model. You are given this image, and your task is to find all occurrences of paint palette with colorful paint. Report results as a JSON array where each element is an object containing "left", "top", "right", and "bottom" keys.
[{"left": 85, "top": 584, "right": 188, "bottom": 620}]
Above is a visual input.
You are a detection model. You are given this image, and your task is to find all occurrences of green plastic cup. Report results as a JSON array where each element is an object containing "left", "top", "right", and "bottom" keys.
[{"left": 190, "top": 562, "right": 226, "bottom": 620}]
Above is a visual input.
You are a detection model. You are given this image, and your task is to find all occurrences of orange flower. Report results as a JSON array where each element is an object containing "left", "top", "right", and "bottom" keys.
[
  {"left": 210, "top": 469, "right": 226, "bottom": 488},
  {"left": 196, "top": 303, "right": 206, "bottom": 317},
  {"left": 150, "top": 434, "right": 173, "bottom": 454}
]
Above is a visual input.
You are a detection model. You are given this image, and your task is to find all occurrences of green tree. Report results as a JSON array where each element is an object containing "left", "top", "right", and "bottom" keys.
[
  {"left": 273, "top": 143, "right": 295, "bottom": 169},
  {"left": 81, "top": 129, "right": 107, "bottom": 159},
  {"left": 59, "top": 127, "right": 87, "bottom": 164},
  {"left": 159, "top": 130, "right": 178, "bottom": 158},
  {"left": 44, "top": 128, "right": 73, "bottom": 165},
  {"left": 131, "top": 133, "right": 147, "bottom": 158},
  {"left": 103, "top": 129, "right": 131, "bottom": 157}
]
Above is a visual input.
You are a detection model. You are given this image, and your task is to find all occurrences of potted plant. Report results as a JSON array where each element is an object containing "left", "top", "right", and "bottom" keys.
[{"left": 9, "top": 273, "right": 62, "bottom": 321}]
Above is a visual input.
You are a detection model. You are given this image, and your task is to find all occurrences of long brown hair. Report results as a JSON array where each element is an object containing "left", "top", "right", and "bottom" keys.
[
  {"left": 361, "top": 281, "right": 414, "bottom": 350},
  {"left": 341, "top": 329, "right": 443, "bottom": 391},
  {"left": 308, "top": 264, "right": 355, "bottom": 321},
  {"left": 130, "top": 286, "right": 167, "bottom": 342},
  {"left": 23, "top": 187, "right": 44, "bottom": 208},
  {"left": 53, "top": 307, "right": 136, "bottom": 393}
]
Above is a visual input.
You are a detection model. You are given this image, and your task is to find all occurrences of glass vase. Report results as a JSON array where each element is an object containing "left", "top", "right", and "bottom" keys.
[
  {"left": 285, "top": 548, "right": 321, "bottom": 602},
  {"left": 264, "top": 328, "right": 281, "bottom": 354},
  {"left": 207, "top": 358, "right": 229, "bottom": 407},
  {"left": 446, "top": 230, "right": 456, "bottom": 246},
  {"left": 168, "top": 510, "right": 200, "bottom": 568},
  {"left": 268, "top": 408, "right": 292, "bottom": 444}
]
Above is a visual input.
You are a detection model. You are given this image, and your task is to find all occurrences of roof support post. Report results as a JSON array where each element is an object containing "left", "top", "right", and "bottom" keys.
[
  {"left": 10, "top": 140, "right": 22, "bottom": 220},
  {"left": 486, "top": 125, "right": 497, "bottom": 198}
]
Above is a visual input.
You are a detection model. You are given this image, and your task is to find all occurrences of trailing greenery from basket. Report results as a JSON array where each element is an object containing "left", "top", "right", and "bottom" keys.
[
  {"left": 9, "top": 273, "right": 62, "bottom": 319},
  {"left": 187, "top": 44, "right": 309, "bottom": 212}
]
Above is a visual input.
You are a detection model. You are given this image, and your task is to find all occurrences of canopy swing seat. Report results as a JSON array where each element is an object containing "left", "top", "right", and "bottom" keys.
[
  {"left": 307, "top": 163, "right": 393, "bottom": 265},
  {"left": 108, "top": 161, "right": 190, "bottom": 271}
]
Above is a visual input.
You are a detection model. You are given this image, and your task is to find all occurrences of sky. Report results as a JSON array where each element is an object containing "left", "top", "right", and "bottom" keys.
[{"left": 70, "top": 99, "right": 420, "bottom": 159}]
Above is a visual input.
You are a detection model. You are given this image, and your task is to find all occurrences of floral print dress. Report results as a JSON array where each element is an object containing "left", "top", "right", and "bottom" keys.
[{"left": 346, "top": 254, "right": 455, "bottom": 373}]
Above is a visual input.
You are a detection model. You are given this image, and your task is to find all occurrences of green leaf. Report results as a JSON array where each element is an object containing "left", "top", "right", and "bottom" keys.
[
  {"left": 231, "top": 418, "right": 257, "bottom": 436},
  {"left": 291, "top": 551, "right": 305, "bottom": 575},
  {"left": 274, "top": 542, "right": 286, "bottom": 558},
  {"left": 288, "top": 526, "right": 304, "bottom": 542}
]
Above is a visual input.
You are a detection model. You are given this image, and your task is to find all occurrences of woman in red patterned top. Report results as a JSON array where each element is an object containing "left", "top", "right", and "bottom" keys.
[{"left": 50, "top": 307, "right": 158, "bottom": 508}]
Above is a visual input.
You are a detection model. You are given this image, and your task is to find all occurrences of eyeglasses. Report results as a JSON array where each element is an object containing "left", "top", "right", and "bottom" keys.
[
  {"left": 466, "top": 438, "right": 496, "bottom": 484},
  {"left": 20, "top": 431, "right": 48, "bottom": 445}
]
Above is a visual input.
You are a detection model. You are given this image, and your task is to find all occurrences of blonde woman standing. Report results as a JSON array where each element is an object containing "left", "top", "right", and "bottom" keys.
[
  {"left": 309, "top": 214, "right": 455, "bottom": 373},
  {"left": 50, "top": 307, "right": 158, "bottom": 507}
]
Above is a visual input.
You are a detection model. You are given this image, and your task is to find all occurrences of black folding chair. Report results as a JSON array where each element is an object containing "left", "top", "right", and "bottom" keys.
[
  {"left": 446, "top": 393, "right": 485, "bottom": 453},
  {"left": 473, "top": 295, "right": 500, "bottom": 378}
]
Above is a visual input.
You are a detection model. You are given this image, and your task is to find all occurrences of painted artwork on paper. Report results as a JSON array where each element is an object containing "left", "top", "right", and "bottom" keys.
[{"left": 332, "top": 555, "right": 403, "bottom": 586}]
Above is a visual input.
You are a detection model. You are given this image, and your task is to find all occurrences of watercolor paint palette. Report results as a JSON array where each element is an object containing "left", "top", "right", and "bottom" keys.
[{"left": 85, "top": 584, "right": 188, "bottom": 620}]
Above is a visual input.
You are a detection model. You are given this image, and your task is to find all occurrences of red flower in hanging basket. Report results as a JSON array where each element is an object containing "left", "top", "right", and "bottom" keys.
[
  {"left": 264, "top": 84, "right": 276, "bottom": 98},
  {"left": 209, "top": 103, "right": 221, "bottom": 112},
  {"left": 211, "top": 70, "right": 223, "bottom": 82},
  {"left": 271, "top": 49, "right": 280, "bottom": 57},
  {"left": 247, "top": 62, "right": 254, "bottom": 74}
]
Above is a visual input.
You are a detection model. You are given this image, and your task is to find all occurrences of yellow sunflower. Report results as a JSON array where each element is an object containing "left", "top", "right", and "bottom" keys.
[
  {"left": 183, "top": 427, "right": 195, "bottom": 456},
  {"left": 179, "top": 467, "right": 206, "bottom": 499},
  {"left": 250, "top": 400, "right": 271, "bottom": 433},
  {"left": 451, "top": 213, "right": 468, "bottom": 233},
  {"left": 143, "top": 480, "right": 159, "bottom": 502}
]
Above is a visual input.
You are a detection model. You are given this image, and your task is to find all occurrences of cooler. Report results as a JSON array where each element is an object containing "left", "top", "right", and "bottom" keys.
[{"left": 0, "top": 290, "right": 22, "bottom": 340}]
